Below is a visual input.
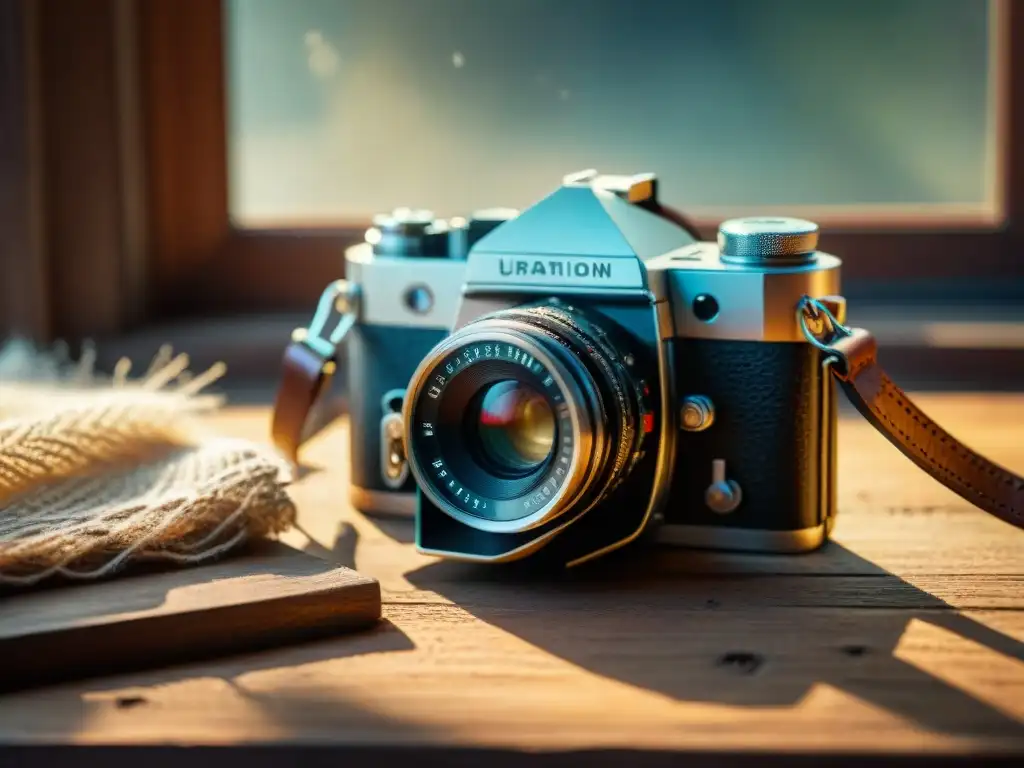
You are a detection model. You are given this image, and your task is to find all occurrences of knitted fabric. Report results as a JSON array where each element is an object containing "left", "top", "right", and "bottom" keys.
[{"left": 0, "top": 340, "right": 296, "bottom": 587}]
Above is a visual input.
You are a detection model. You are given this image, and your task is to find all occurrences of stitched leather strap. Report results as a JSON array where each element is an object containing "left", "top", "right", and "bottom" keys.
[
  {"left": 271, "top": 341, "right": 337, "bottom": 462},
  {"left": 270, "top": 280, "right": 357, "bottom": 462},
  {"left": 807, "top": 307, "right": 1024, "bottom": 530}
]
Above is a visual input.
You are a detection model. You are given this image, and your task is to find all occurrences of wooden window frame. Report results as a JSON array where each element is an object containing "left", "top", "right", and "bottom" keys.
[
  {"left": 2, "top": 0, "right": 1023, "bottom": 343},
  {"left": 1, "top": 0, "right": 148, "bottom": 342}
]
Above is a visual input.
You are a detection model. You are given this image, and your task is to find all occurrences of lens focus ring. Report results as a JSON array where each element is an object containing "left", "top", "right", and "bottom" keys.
[
  {"left": 509, "top": 304, "right": 639, "bottom": 486},
  {"left": 404, "top": 325, "right": 597, "bottom": 533},
  {"left": 404, "top": 303, "right": 643, "bottom": 535}
]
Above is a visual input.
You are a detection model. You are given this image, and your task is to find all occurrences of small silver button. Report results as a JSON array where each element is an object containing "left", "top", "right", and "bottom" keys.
[
  {"left": 403, "top": 284, "right": 434, "bottom": 314},
  {"left": 705, "top": 459, "right": 742, "bottom": 514},
  {"left": 681, "top": 395, "right": 715, "bottom": 432}
]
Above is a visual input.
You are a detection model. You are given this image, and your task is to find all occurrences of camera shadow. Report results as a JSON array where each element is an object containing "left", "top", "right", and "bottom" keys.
[{"left": 405, "top": 541, "right": 1024, "bottom": 739}]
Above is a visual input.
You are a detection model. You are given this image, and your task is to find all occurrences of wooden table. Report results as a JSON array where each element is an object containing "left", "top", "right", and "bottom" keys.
[{"left": 1, "top": 396, "right": 1023, "bottom": 765}]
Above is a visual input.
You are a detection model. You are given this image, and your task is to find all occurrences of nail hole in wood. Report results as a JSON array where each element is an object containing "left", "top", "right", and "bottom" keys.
[
  {"left": 716, "top": 652, "right": 763, "bottom": 675},
  {"left": 841, "top": 644, "right": 870, "bottom": 657},
  {"left": 115, "top": 696, "right": 147, "bottom": 709}
]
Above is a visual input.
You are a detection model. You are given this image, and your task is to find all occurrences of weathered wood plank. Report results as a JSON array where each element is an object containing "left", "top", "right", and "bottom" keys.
[
  {"left": 0, "top": 543, "right": 381, "bottom": 693},
  {"left": 0, "top": 604, "right": 1020, "bottom": 752},
  {"left": 381, "top": 572, "right": 1024, "bottom": 610},
  {"left": 0, "top": 400, "right": 1021, "bottom": 757}
]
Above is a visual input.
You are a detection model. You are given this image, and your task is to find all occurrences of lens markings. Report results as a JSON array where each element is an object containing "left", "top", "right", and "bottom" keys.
[
  {"left": 412, "top": 338, "right": 574, "bottom": 521},
  {"left": 430, "top": 456, "right": 487, "bottom": 511}
]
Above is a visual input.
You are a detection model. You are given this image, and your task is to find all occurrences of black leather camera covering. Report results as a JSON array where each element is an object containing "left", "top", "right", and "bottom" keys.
[{"left": 668, "top": 339, "right": 830, "bottom": 532}]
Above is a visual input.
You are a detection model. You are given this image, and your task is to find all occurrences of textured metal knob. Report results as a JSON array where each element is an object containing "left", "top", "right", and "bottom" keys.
[
  {"left": 368, "top": 208, "right": 437, "bottom": 256},
  {"left": 718, "top": 217, "right": 819, "bottom": 266}
]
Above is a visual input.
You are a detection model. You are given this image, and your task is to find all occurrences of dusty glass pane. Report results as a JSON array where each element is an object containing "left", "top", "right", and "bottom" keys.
[{"left": 225, "top": 0, "right": 995, "bottom": 225}]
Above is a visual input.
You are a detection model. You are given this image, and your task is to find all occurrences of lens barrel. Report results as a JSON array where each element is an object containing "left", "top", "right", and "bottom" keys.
[{"left": 404, "top": 303, "right": 644, "bottom": 535}]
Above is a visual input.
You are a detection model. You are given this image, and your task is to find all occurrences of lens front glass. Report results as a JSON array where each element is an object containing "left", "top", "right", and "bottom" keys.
[
  {"left": 471, "top": 380, "right": 555, "bottom": 476},
  {"left": 406, "top": 333, "right": 582, "bottom": 526}
]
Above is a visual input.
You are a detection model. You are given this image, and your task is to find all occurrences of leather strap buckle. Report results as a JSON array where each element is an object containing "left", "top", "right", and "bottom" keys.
[
  {"left": 797, "top": 295, "right": 878, "bottom": 382},
  {"left": 271, "top": 280, "right": 359, "bottom": 462}
]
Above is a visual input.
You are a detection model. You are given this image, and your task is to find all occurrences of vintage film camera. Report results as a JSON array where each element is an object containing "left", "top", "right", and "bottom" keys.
[
  {"left": 276, "top": 171, "right": 1022, "bottom": 564},
  {"left": 398, "top": 170, "right": 842, "bottom": 566}
]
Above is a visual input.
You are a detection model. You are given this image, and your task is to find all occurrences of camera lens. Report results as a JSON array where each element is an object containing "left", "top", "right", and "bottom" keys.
[
  {"left": 471, "top": 380, "right": 556, "bottom": 475},
  {"left": 404, "top": 303, "right": 645, "bottom": 534}
]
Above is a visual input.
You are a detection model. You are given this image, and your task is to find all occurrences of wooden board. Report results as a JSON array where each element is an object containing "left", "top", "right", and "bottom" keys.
[
  {"left": 0, "top": 542, "right": 381, "bottom": 693},
  {"left": 0, "top": 398, "right": 1022, "bottom": 765}
]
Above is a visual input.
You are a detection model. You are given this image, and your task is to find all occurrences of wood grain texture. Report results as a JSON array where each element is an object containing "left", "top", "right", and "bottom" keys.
[
  {"left": 0, "top": 543, "right": 381, "bottom": 694},
  {"left": 139, "top": 0, "right": 230, "bottom": 309},
  {"left": 0, "top": 397, "right": 1021, "bottom": 764}
]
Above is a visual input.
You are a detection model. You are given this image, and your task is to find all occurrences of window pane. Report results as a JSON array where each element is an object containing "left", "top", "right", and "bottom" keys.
[{"left": 225, "top": 0, "right": 997, "bottom": 226}]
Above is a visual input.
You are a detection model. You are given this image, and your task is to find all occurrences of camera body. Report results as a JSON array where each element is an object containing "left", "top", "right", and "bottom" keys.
[
  {"left": 344, "top": 207, "right": 517, "bottom": 516},
  {"left": 400, "top": 169, "right": 842, "bottom": 565},
  {"left": 645, "top": 227, "right": 841, "bottom": 553}
]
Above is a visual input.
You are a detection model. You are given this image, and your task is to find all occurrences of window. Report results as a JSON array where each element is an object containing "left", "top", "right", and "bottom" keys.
[
  {"left": 2, "top": 0, "right": 1022, "bottom": 343},
  {"left": 226, "top": 0, "right": 1001, "bottom": 227},
  {"left": 156, "top": 0, "right": 1021, "bottom": 320}
]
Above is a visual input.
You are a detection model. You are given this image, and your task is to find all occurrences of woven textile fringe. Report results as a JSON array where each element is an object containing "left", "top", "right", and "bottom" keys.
[{"left": 0, "top": 339, "right": 296, "bottom": 586}]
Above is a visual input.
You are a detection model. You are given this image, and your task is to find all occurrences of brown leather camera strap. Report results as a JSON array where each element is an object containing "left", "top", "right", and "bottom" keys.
[
  {"left": 271, "top": 340, "right": 337, "bottom": 463},
  {"left": 270, "top": 280, "right": 357, "bottom": 463},
  {"left": 800, "top": 297, "right": 1024, "bottom": 531}
]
